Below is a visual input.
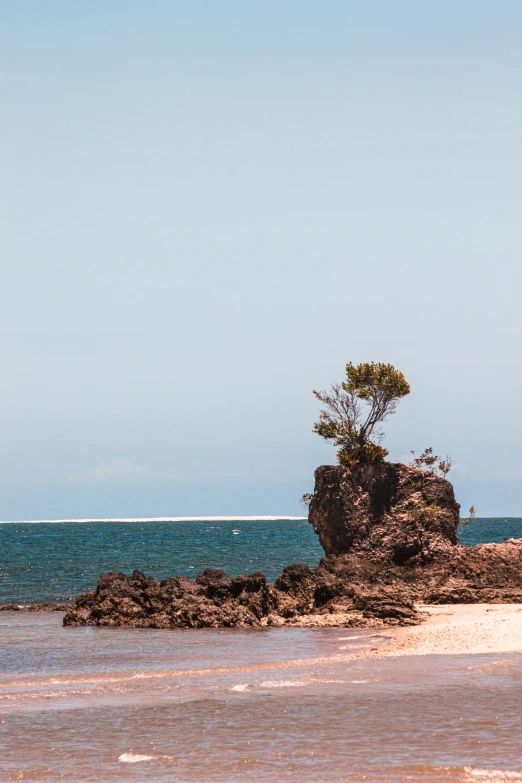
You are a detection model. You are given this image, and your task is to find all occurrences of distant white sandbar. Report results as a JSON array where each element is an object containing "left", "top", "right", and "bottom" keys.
[{"left": 0, "top": 516, "right": 308, "bottom": 524}]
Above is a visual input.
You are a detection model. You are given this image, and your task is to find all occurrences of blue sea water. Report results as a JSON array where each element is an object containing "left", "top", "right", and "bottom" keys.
[{"left": 1, "top": 517, "right": 521, "bottom": 605}]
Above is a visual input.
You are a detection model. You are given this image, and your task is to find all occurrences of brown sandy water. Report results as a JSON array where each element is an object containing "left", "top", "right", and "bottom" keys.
[{"left": 1, "top": 613, "right": 521, "bottom": 782}]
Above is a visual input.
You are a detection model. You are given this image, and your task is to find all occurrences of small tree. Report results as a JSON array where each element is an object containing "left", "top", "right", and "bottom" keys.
[
  {"left": 410, "top": 447, "right": 439, "bottom": 471},
  {"left": 313, "top": 362, "right": 410, "bottom": 466},
  {"left": 438, "top": 454, "right": 453, "bottom": 479},
  {"left": 462, "top": 506, "right": 477, "bottom": 526},
  {"left": 411, "top": 448, "right": 453, "bottom": 478}
]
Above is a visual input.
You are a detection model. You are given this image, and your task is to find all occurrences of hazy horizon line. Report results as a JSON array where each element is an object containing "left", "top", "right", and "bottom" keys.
[{"left": 0, "top": 516, "right": 309, "bottom": 524}]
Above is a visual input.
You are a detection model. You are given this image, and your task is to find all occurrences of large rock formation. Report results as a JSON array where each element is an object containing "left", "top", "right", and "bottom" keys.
[
  {"left": 61, "top": 462, "right": 522, "bottom": 630},
  {"left": 315, "top": 539, "right": 522, "bottom": 605},
  {"left": 309, "top": 463, "right": 460, "bottom": 564},
  {"left": 62, "top": 536, "right": 522, "bottom": 630},
  {"left": 63, "top": 565, "right": 421, "bottom": 629},
  {"left": 64, "top": 569, "right": 273, "bottom": 629}
]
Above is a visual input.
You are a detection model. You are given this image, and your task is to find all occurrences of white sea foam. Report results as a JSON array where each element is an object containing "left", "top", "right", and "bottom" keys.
[
  {"left": 0, "top": 516, "right": 307, "bottom": 524},
  {"left": 118, "top": 752, "right": 172, "bottom": 763},
  {"left": 259, "top": 680, "right": 307, "bottom": 688},
  {"left": 119, "top": 753, "right": 154, "bottom": 763},
  {"left": 464, "top": 769, "right": 522, "bottom": 781},
  {"left": 231, "top": 681, "right": 308, "bottom": 691}
]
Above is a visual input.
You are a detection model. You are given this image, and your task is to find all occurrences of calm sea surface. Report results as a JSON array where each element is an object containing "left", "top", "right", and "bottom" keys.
[
  {"left": 1, "top": 518, "right": 521, "bottom": 604},
  {"left": 1, "top": 518, "right": 522, "bottom": 782}
]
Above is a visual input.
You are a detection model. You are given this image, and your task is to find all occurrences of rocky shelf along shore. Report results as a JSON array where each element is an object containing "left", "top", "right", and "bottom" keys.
[{"left": 59, "top": 463, "right": 522, "bottom": 630}]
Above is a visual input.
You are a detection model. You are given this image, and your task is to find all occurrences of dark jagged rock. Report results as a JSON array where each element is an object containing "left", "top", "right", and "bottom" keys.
[
  {"left": 309, "top": 462, "right": 460, "bottom": 563},
  {"left": 64, "top": 568, "right": 273, "bottom": 629},
  {"left": 62, "top": 563, "right": 422, "bottom": 629},
  {"left": 314, "top": 538, "right": 522, "bottom": 604},
  {"left": 62, "top": 609, "right": 87, "bottom": 624},
  {"left": 62, "top": 538, "right": 522, "bottom": 630},
  {"left": 62, "top": 465, "right": 522, "bottom": 630},
  {"left": 273, "top": 563, "right": 317, "bottom": 618}
]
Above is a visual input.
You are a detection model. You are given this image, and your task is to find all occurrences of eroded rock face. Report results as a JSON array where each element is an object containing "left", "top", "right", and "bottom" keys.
[
  {"left": 62, "top": 564, "right": 420, "bottom": 629},
  {"left": 64, "top": 568, "right": 272, "bottom": 629},
  {"left": 62, "top": 539, "right": 522, "bottom": 630},
  {"left": 61, "top": 461, "right": 522, "bottom": 630},
  {"left": 315, "top": 539, "right": 522, "bottom": 605},
  {"left": 308, "top": 463, "right": 461, "bottom": 563}
]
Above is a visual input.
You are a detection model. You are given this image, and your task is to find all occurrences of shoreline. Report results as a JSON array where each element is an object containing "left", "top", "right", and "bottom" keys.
[
  {"left": 371, "top": 603, "right": 522, "bottom": 657},
  {"left": 3, "top": 603, "right": 522, "bottom": 659}
]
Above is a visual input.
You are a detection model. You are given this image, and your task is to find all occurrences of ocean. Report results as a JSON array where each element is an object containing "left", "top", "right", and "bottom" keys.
[
  {"left": 1, "top": 518, "right": 522, "bottom": 782},
  {"left": 1, "top": 517, "right": 521, "bottom": 605}
]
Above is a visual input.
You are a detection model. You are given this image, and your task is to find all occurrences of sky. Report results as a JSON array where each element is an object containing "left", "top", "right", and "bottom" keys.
[{"left": 1, "top": 1, "right": 521, "bottom": 519}]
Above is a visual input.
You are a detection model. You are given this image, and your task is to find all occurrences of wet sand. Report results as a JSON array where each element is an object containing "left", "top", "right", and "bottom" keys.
[{"left": 375, "top": 603, "right": 522, "bottom": 657}]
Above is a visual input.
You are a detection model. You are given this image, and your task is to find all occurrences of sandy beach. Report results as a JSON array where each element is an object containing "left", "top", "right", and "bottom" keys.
[{"left": 376, "top": 603, "right": 522, "bottom": 657}]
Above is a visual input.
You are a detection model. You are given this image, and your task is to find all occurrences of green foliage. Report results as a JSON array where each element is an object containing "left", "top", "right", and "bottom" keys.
[
  {"left": 438, "top": 455, "right": 453, "bottom": 479},
  {"left": 410, "top": 447, "right": 438, "bottom": 471},
  {"left": 462, "top": 506, "right": 477, "bottom": 526},
  {"left": 411, "top": 448, "right": 453, "bottom": 479},
  {"left": 411, "top": 503, "right": 443, "bottom": 525},
  {"left": 313, "top": 362, "right": 410, "bottom": 466}
]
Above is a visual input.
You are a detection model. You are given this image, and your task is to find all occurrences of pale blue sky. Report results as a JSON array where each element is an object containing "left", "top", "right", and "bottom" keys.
[{"left": 1, "top": 1, "right": 521, "bottom": 518}]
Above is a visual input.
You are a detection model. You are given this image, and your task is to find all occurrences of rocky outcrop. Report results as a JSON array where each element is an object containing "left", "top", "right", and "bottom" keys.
[
  {"left": 63, "top": 565, "right": 420, "bottom": 629},
  {"left": 62, "top": 537, "right": 522, "bottom": 630},
  {"left": 308, "top": 463, "right": 460, "bottom": 563},
  {"left": 315, "top": 538, "right": 522, "bottom": 605},
  {"left": 61, "top": 463, "right": 522, "bottom": 630},
  {"left": 64, "top": 569, "right": 273, "bottom": 629},
  {"left": 62, "top": 538, "right": 522, "bottom": 630}
]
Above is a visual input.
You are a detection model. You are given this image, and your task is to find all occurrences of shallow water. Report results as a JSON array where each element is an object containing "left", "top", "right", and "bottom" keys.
[
  {"left": 1, "top": 518, "right": 521, "bottom": 604},
  {"left": 1, "top": 613, "right": 521, "bottom": 782},
  {"left": 2, "top": 519, "right": 522, "bottom": 781}
]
